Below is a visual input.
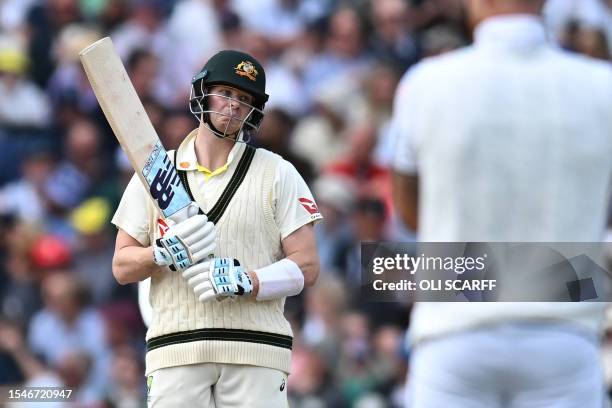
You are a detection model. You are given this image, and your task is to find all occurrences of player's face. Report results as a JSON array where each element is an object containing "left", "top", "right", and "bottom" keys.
[{"left": 207, "top": 85, "right": 254, "bottom": 134}]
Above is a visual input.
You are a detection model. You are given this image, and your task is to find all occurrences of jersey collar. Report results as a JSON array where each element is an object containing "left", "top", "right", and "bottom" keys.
[
  {"left": 175, "top": 129, "right": 246, "bottom": 173},
  {"left": 474, "top": 15, "right": 547, "bottom": 52}
]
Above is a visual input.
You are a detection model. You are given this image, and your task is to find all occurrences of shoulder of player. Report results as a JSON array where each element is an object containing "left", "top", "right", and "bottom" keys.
[
  {"left": 252, "top": 147, "right": 299, "bottom": 177},
  {"left": 397, "top": 47, "right": 475, "bottom": 91},
  {"left": 544, "top": 49, "right": 612, "bottom": 102},
  {"left": 252, "top": 146, "right": 285, "bottom": 167},
  {"left": 551, "top": 49, "right": 612, "bottom": 78}
]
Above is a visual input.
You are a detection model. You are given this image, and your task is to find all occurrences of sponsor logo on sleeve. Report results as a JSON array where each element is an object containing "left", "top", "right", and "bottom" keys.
[{"left": 299, "top": 197, "right": 319, "bottom": 215}]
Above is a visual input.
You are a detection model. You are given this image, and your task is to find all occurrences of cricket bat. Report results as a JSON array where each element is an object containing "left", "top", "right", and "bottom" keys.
[
  {"left": 79, "top": 37, "right": 194, "bottom": 327},
  {"left": 79, "top": 36, "right": 194, "bottom": 224}
]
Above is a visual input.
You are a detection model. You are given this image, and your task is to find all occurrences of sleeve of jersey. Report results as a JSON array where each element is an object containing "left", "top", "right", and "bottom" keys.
[
  {"left": 391, "top": 67, "right": 421, "bottom": 175},
  {"left": 111, "top": 173, "right": 152, "bottom": 246},
  {"left": 273, "top": 159, "right": 323, "bottom": 240}
]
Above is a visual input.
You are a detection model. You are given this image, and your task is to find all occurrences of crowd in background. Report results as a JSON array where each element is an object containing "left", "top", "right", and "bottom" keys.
[{"left": 0, "top": 0, "right": 611, "bottom": 407}]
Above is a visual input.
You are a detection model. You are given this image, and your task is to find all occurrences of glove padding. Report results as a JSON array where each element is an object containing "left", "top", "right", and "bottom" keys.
[
  {"left": 153, "top": 214, "right": 216, "bottom": 272},
  {"left": 182, "top": 258, "right": 253, "bottom": 303}
]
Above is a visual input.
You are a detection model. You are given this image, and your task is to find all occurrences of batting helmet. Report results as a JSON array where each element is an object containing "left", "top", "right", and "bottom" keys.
[{"left": 190, "top": 50, "right": 269, "bottom": 141}]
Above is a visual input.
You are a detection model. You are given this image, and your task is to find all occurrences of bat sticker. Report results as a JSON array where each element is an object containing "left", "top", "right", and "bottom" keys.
[{"left": 142, "top": 142, "right": 191, "bottom": 217}]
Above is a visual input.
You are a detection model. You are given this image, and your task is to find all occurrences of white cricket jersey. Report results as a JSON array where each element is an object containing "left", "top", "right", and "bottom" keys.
[
  {"left": 391, "top": 15, "right": 612, "bottom": 343},
  {"left": 112, "top": 130, "right": 322, "bottom": 375}
]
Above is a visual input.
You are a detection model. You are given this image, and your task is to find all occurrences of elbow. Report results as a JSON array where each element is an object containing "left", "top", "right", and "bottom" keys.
[
  {"left": 112, "top": 258, "right": 130, "bottom": 286},
  {"left": 303, "top": 262, "right": 320, "bottom": 288}
]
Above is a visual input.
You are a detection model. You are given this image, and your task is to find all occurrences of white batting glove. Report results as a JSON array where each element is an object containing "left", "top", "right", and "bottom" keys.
[
  {"left": 153, "top": 214, "right": 216, "bottom": 272},
  {"left": 182, "top": 258, "right": 253, "bottom": 303}
]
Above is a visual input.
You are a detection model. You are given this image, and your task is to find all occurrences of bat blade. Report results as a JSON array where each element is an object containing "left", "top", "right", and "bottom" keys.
[{"left": 79, "top": 37, "right": 192, "bottom": 222}]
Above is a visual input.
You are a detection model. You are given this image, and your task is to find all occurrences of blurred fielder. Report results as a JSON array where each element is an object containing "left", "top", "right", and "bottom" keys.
[
  {"left": 391, "top": 0, "right": 612, "bottom": 407},
  {"left": 112, "top": 50, "right": 322, "bottom": 407}
]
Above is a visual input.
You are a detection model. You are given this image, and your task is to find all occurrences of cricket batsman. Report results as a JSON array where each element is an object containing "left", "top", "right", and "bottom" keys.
[{"left": 111, "top": 50, "right": 322, "bottom": 407}]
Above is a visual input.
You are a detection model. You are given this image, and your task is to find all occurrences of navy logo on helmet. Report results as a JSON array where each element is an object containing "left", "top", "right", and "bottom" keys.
[{"left": 234, "top": 61, "right": 258, "bottom": 81}]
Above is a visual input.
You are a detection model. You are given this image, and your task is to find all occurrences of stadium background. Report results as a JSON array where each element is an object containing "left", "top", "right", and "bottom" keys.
[{"left": 0, "top": 0, "right": 610, "bottom": 406}]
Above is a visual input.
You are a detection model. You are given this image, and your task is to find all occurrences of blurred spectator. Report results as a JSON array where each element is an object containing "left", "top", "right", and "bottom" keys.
[
  {"left": 288, "top": 346, "right": 347, "bottom": 408},
  {"left": 96, "top": 0, "right": 133, "bottom": 32},
  {"left": 1, "top": 224, "right": 45, "bottom": 323},
  {"left": 420, "top": 23, "right": 468, "bottom": 56},
  {"left": 127, "top": 49, "right": 160, "bottom": 103},
  {"left": 290, "top": 76, "right": 367, "bottom": 171},
  {"left": 302, "top": 275, "right": 348, "bottom": 364},
  {"left": 370, "top": 325, "right": 407, "bottom": 405},
  {"left": 153, "top": 0, "right": 223, "bottom": 107},
  {"left": 243, "top": 33, "right": 309, "bottom": 116},
  {"left": 0, "top": 320, "right": 66, "bottom": 407},
  {"left": 106, "top": 345, "right": 146, "bottom": 408},
  {"left": 302, "top": 7, "right": 373, "bottom": 101},
  {"left": 24, "top": 0, "right": 82, "bottom": 88},
  {"left": 29, "top": 234, "right": 72, "bottom": 273},
  {"left": 159, "top": 109, "right": 194, "bottom": 151},
  {"left": 362, "top": 62, "right": 403, "bottom": 133},
  {"left": 256, "top": 108, "right": 314, "bottom": 183},
  {"left": 557, "top": 18, "right": 612, "bottom": 61},
  {"left": 70, "top": 197, "right": 119, "bottom": 303},
  {"left": 114, "top": 148, "right": 135, "bottom": 191},
  {"left": 343, "top": 198, "right": 388, "bottom": 288},
  {"left": 325, "top": 123, "right": 393, "bottom": 213},
  {"left": 46, "top": 25, "right": 102, "bottom": 128},
  {"left": 218, "top": 4, "right": 244, "bottom": 50},
  {"left": 28, "top": 272, "right": 111, "bottom": 396},
  {"left": 0, "top": 149, "right": 55, "bottom": 223},
  {"left": 232, "top": 0, "right": 306, "bottom": 53},
  {"left": 544, "top": 0, "right": 612, "bottom": 53},
  {"left": 55, "top": 349, "right": 101, "bottom": 405},
  {"left": 101, "top": 302, "right": 145, "bottom": 351},
  {"left": 111, "top": 1, "right": 164, "bottom": 61},
  {"left": 311, "top": 175, "right": 355, "bottom": 273},
  {"left": 0, "top": 36, "right": 51, "bottom": 129},
  {"left": 44, "top": 118, "right": 104, "bottom": 215},
  {"left": 0, "top": 319, "right": 26, "bottom": 386},
  {"left": 336, "top": 312, "right": 379, "bottom": 405},
  {"left": 410, "top": 0, "right": 467, "bottom": 32},
  {"left": 369, "top": 0, "right": 421, "bottom": 70},
  {"left": 0, "top": 0, "right": 38, "bottom": 33},
  {"left": 574, "top": 25, "right": 611, "bottom": 60},
  {"left": 281, "top": 17, "right": 329, "bottom": 79},
  {"left": 360, "top": 62, "right": 403, "bottom": 168}
]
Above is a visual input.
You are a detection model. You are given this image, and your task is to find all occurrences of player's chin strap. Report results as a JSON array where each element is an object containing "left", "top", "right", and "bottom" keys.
[
  {"left": 254, "top": 258, "right": 305, "bottom": 301},
  {"left": 204, "top": 115, "right": 241, "bottom": 143}
]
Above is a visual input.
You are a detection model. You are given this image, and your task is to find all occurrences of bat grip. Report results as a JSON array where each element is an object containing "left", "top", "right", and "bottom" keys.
[{"left": 169, "top": 202, "right": 200, "bottom": 223}]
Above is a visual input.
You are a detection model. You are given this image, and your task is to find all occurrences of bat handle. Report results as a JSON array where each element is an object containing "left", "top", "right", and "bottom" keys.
[{"left": 169, "top": 202, "right": 200, "bottom": 223}]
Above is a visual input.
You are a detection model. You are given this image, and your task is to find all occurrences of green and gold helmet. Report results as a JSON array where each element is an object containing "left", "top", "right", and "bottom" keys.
[{"left": 190, "top": 50, "right": 269, "bottom": 141}]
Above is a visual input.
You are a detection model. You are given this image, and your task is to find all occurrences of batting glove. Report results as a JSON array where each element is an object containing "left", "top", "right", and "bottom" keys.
[
  {"left": 182, "top": 258, "right": 253, "bottom": 303},
  {"left": 153, "top": 214, "right": 216, "bottom": 272}
]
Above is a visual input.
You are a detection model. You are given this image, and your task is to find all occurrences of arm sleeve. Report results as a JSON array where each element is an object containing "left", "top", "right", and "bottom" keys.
[
  {"left": 391, "top": 68, "right": 421, "bottom": 175},
  {"left": 111, "top": 173, "right": 153, "bottom": 246},
  {"left": 273, "top": 159, "right": 323, "bottom": 240}
]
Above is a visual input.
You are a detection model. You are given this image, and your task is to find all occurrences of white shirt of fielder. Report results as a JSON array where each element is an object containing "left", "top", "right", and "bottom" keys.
[{"left": 391, "top": 14, "right": 612, "bottom": 408}]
